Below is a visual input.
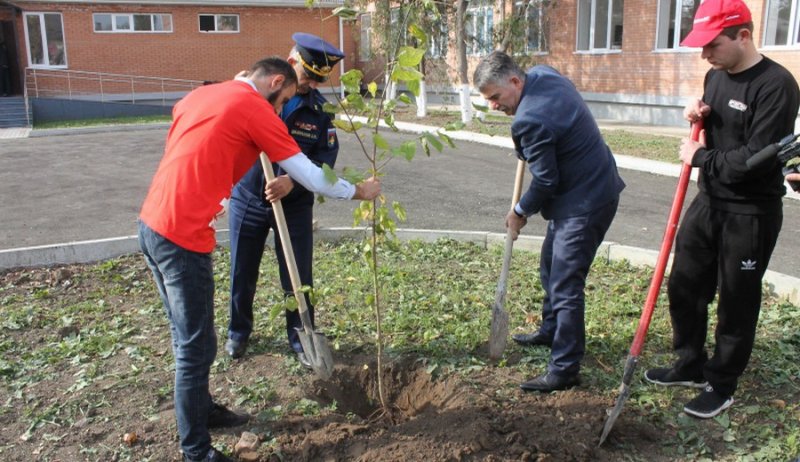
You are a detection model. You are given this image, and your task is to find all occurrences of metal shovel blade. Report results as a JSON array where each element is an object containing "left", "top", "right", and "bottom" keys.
[
  {"left": 599, "top": 354, "right": 638, "bottom": 445},
  {"left": 488, "top": 303, "right": 509, "bottom": 360},
  {"left": 297, "top": 327, "right": 335, "bottom": 380}
]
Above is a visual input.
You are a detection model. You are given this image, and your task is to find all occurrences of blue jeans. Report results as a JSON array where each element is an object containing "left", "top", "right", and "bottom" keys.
[
  {"left": 138, "top": 220, "right": 216, "bottom": 461},
  {"left": 538, "top": 198, "right": 619, "bottom": 376}
]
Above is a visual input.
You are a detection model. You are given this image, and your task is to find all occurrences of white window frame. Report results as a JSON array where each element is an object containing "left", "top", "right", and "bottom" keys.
[
  {"left": 390, "top": 6, "right": 409, "bottom": 46},
  {"left": 92, "top": 13, "right": 173, "bottom": 33},
  {"left": 427, "top": 12, "right": 448, "bottom": 58},
  {"left": 198, "top": 14, "right": 240, "bottom": 33},
  {"left": 762, "top": 0, "right": 800, "bottom": 47},
  {"left": 654, "top": 0, "right": 701, "bottom": 50},
  {"left": 359, "top": 13, "right": 371, "bottom": 62},
  {"left": 23, "top": 12, "right": 67, "bottom": 68},
  {"left": 576, "top": 0, "right": 624, "bottom": 52},
  {"left": 516, "top": 0, "right": 548, "bottom": 55},
  {"left": 466, "top": 4, "right": 494, "bottom": 56}
]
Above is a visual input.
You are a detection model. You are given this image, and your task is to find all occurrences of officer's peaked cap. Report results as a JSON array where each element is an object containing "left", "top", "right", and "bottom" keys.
[{"left": 292, "top": 32, "right": 345, "bottom": 82}]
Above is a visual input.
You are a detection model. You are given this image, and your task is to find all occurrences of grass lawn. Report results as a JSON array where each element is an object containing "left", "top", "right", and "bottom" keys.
[{"left": 1, "top": 239, "right": 798, "bottom": 461}]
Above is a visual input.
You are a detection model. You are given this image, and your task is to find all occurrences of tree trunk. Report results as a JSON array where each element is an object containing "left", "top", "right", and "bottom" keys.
[{"left": 456, "top": 0, "right": 471, "bottom": 123}]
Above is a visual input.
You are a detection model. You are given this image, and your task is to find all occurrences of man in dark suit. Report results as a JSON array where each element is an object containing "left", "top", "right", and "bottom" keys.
[
  {"left": 225, "top": 33, "right": 345, "bottom": 367},
  {"left": 474, "top": 51, "right": 626, "bottom": 392}
]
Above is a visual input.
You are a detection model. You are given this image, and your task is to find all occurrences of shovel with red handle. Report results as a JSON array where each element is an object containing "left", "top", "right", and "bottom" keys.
[{"left": 598, "top": 120, "right": 702, "bottom": 446}]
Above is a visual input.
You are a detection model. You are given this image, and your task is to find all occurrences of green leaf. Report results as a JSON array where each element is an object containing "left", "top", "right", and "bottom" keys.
[
  {"left": 321, "top": 164, "right": 338, "bottom": 185},
  {"left": 322, "top": 102, "right": 340, "bottom": 114},
  {"left": 406, "top": 78, "right": 420, "bottom": 97},
  {"left": 438, "top": 131, "right": 455, "bottom": 148},
  {"left": 391, "top": 66, "right": 424, "bottom": 83},
  {"left": 408, "top": 24, "right": 428, "bottom": 46},
  {"left": 342, "top": 166, "right": 364, "bottom": 184},
  {"left": 392, "top": 201, "right": 407, "bottom": 222},
  {"left": 397, "top": 46, "right": 426, "bottom": 68},
  {"left": 332, "top": 119, "right": 363, "bottom": 133},
  {"left": 444, "top": 121, "right": 465, "bottom": 131},
  {"left": 421, "top": 132, "right": 443, "bottom": 153},
  {"left": 344, "top": 93, "right": 367, "bottom": 111},
  {"left": 331, "top": 6, "right": 359, "bottom": 20},
  {"left": 373, "top": 133, "right": 389, "bottom": 150},
  {"left": 722, "top": 429, "right": 736, "bottom": 442},
  {"left": 392, "top": 140, "right": 416, "bottom": 161},
  {"left": 269, "top": 303, "right": 284, "bottom": 321},
  {"left": 398, "top": 93, "right": 412, "bottom": 105},
  {"left": 472, "top": 103, "right": 489, "bottom": 113},
  {"left": 383, "top": 113, "right": 397, "bottom": 130},
  {"left": 367, "top": 81, "right": 378, "bottom": 97},
  {"left": 341, "top": 69, "right": 363, "bottom": 94}
]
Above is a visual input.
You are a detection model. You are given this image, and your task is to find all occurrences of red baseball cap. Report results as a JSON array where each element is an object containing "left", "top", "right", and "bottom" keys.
[{"left": 680, "top": 0, "right": 752, "bottom": 47}]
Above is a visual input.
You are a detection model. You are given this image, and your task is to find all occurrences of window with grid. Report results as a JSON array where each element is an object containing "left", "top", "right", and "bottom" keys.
[
  {"left": 199, "top": 14, "right": 239, "bottom": 33},
  {"left": 516, "top": 0, "right": 548, "bottom": 54},
  {"left": 359, "top": 13, "right": 371, "bottom": 61},
  {"left": 93, "top": 13, "right": 172, "bottom": 33},
  {"left": 24, "top": 12, "right": 67, "bottom": 68},
  {"left": 466, "top": 4, "right": 494, "bottom": 56},
  {"left": 427, "top": 12, "right": 449, "bottom": 58},
  {"left": 655, "top": 0, "right": 701, "bottom": 49},
  {"left": 763, "top": 0, "right": 800, "bottom": 46},
  {"left": 576, "top": 0, "right": 623, "bottom": 51}
]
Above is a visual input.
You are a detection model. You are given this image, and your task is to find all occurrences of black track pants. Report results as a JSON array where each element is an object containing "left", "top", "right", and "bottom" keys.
[{"left": 667, "top": 198, "right": 782, "bottom": 397}]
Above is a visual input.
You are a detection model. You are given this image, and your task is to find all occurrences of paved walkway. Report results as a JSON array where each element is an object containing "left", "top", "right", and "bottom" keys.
[{"left": 1, "top": 122, "right": 798, "bottom": 285}]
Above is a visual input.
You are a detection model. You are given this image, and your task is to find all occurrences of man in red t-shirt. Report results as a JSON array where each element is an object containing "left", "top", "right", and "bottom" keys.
[{"left": 138, "top": 57, "right": 380, "bottom": 462}]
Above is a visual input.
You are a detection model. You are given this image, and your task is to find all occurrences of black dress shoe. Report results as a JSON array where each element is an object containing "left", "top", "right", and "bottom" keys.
[
  {"left": 512, "top": 331, "right": 553, "bottom": 347},
  {"left": 520, "top": 372, "right": 580, "bottom": 392},
  {"left": 296, "top": 351, "right": 312, "bottom": 369},
  {"left": 207, "top": 401, "right": 250, "bottom": 428},
  {"left": 224, "top": 338, "right": 247, "bottom": 359}
]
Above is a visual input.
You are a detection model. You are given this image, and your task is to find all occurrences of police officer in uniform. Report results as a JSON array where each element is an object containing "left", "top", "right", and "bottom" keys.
[{"left": 226, "top": 33, "right": 345, "bottom": 367}]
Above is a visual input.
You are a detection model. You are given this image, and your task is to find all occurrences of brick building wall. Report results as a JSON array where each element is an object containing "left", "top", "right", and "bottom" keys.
[
  {"left": 10, "top": 1, "right": 354, "bottom": 85},
  {"left": 358, "top": 0, "right": 799, "bottom": 109}
]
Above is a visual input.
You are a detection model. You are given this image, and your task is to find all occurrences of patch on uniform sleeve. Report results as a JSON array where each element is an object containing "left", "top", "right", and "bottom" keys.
[{"left": 327, "top": 128, "right": 336, "bottom": 147}]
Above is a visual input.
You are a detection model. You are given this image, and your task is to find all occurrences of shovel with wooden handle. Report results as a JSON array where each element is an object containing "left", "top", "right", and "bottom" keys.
[
  {"left": 259, "top": 153, "right": 334, "bottom": 380},
  {"left": 598, "top": 120, "right": 702, "bottom": 445},
  {"left": 488, "top": 158, "right": 527, "bottom": 360}
]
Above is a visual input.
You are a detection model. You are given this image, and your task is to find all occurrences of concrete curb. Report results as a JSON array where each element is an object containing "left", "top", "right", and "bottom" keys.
[
  {"left": 2, "top": 227, "right": 797, "bottom": 306},
  {"left": 28, "top": 122, "right": 172, "bottom": 138}
]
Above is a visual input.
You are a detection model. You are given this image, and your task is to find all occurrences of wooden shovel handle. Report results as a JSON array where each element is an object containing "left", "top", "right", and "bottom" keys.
[
  {"left": 494, "top": 159, "right": 527, "bottom": 305},
  {"left": 259, "top": 153, "right": 314, "bottom": 332},
  {"left": 511, "top": 158, "right": 526, "bottom": 207}
]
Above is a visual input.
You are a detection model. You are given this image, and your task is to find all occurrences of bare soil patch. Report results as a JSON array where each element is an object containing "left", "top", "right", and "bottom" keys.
[{"left": 3, "top": 247, "right": 795, "bottom": 461}]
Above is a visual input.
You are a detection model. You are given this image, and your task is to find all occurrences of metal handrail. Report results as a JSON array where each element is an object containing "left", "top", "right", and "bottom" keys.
[{"left": 25, "top": 68, "right": 204, "bottom": 105}]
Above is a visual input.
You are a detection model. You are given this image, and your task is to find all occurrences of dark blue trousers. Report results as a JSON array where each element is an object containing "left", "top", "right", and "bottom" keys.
[
  {"left": 227, "top": 184, "right": 314, "bottom": 353},
  {"left": 538, "top": 198, "right": 619, "bottom": 377}
]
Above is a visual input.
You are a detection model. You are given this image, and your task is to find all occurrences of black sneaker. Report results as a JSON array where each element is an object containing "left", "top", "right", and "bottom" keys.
[
  {"left": 207, "top": 401, "right": 250, "bottom": 428},
  {"left": 185, "top": 447, "right": 235, "bottom": 462},
  {"left": 644, "top": 367, "right": 707, "bottom": 388},
  {"left": 683, "top": 386, "right": 734, "bottom": 419}
]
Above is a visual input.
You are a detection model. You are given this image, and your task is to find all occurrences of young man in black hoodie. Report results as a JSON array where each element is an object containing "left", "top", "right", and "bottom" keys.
[{"left": 645, "top": 0, "right": 799, "bottom": 419}]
